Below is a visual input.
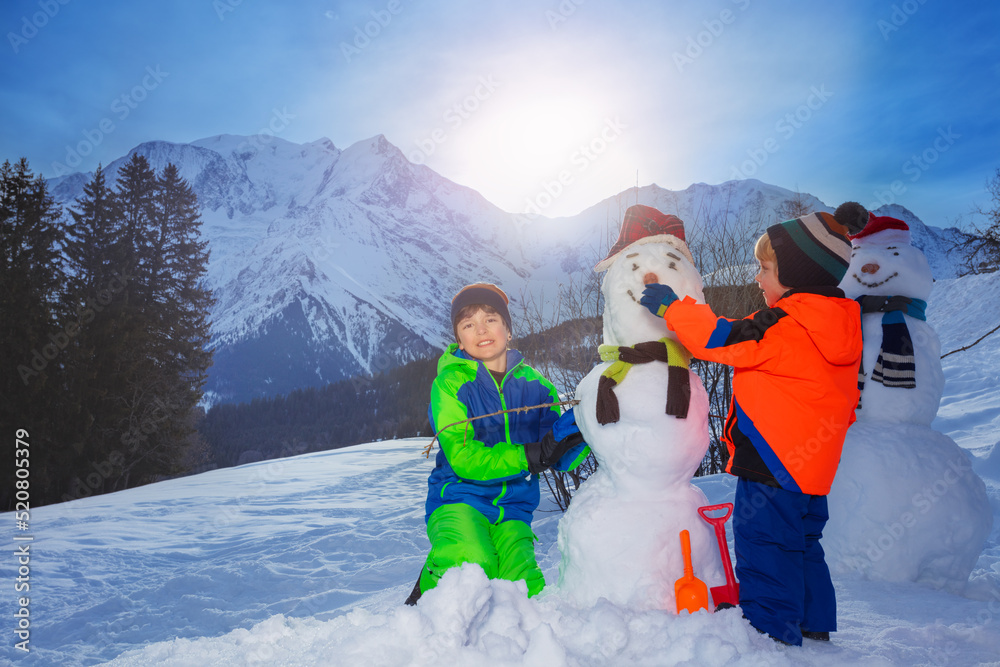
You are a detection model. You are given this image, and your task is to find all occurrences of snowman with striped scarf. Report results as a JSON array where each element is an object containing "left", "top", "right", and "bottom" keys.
[
  {"left": 556, "top": 205, "right": 723, "bottom": 611},
  {"left": 839, "top": 212, "right": 943, "bottom": 424},
  {"left": 824, "top": 208, "right": 991, "bottom": 592}
]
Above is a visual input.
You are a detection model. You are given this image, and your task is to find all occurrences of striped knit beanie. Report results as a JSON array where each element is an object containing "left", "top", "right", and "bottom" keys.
[{"left": 767, "top": 212, "right": 852, "bottom": 288}]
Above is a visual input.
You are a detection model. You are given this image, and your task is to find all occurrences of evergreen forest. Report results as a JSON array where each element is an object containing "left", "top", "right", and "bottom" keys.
[{"left": 1, "top": 156, "right": 213, "bottom": 509}]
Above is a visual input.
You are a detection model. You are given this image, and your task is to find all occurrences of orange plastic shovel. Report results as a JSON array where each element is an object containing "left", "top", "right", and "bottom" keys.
[{"left": 675, "top": 529, "right": 709, "bottom": 614}]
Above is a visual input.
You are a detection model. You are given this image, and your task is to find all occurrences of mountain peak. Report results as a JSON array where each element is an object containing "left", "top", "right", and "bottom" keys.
[{"left": 343, "top": 134, "right": 408, "bottom": 165}]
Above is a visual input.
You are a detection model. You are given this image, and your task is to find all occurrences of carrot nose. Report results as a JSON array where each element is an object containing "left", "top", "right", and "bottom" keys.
[
  {"left": 643, "top": 272, "right": 659, "bottom": 285},
  {"left": 861, "top": 263, "right": 879, "bottom": 274}
]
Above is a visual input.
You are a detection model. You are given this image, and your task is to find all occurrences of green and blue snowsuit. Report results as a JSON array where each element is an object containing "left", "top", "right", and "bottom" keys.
[{"left": 420, "top": 344, "right": 590, "bottom": 596}]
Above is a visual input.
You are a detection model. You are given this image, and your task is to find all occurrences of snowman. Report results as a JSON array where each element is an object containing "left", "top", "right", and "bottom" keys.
[
  {"left": 556, "top": 205, "right": 724, "bottom": 611},
  {"left": 840, "top": 214, "right": 943, "bottom": 424},
  {"left": 824, "top": 213, "right": 992, "bottom": 592}
]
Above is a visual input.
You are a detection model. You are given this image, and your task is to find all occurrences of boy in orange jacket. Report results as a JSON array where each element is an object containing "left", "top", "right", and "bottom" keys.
[{"left": 641, "top": 212, "right": 862, "bottom": 645}]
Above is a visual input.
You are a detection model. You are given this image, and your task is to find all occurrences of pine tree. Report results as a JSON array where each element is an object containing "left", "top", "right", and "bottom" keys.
[
  {"left": 106, "top": 154, "right": 169, "bottom": 489},
  {"left": 0, "top": 159, "right": 70, "bottom": 508},
  {"left": 62, "top": 164, "right": 132, "bottom": 501},
  {"left": 118, "top": 162, "right": 213, "bottom": 484}
]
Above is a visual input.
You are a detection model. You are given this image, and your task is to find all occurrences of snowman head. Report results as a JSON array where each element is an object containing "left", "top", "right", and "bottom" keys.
[
  {"left": 595, "top": 206, "right": 705, "bottom": 347},
  {"left": 840, "top": 214, "right": 932, "bottom": 301}
]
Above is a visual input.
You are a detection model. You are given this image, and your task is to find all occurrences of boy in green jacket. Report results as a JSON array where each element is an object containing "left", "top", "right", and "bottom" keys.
[{"left": 409, "top": 283, "right": 590, "bottom": 603}]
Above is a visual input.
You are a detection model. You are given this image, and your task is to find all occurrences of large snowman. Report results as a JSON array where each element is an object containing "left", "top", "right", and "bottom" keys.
[
  {"left": 556, "top": 205, "right": 724, "bottom": 611},
  {"left": 824, "top": 212, "right": 991, "bottom": 593}
]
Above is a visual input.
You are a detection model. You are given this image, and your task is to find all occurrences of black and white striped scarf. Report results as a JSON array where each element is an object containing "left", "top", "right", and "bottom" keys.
[{"left": 856, "top": 295, "right": 927, "bottom": 405}]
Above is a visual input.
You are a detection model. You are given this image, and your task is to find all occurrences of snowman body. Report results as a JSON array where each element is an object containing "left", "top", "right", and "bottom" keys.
[
  {"left": 557, "top": 240, "right": 723, "bottom": 611},
  {"left": 825, "top": 223, "right": 991, "bottom": 591},
  {"left": 825, "top": 421, "right": 990, "bottom": 593}
]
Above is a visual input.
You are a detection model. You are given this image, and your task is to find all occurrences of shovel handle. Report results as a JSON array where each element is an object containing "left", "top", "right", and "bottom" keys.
[
  {"left": 679, "top": 529, "right": 694, "bottom": 577},
  {"left": 698, "top": 503, "right": 733, "bottom": 524}
]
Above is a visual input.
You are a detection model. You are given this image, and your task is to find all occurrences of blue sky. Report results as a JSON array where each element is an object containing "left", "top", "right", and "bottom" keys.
[{"left": 2, "top": 0, "right": 998, "bottom": 227}]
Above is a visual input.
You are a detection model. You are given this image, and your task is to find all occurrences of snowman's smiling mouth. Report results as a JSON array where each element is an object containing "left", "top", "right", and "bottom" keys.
[{"left": 852, "top": 271, "right": 899, "bottom": 288}]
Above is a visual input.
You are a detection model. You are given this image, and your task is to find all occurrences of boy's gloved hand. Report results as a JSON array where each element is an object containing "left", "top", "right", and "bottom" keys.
[
  {"left": 640, "top": 283, "right": 679, "bottom": 317},
  {"left": 524, "top": 408, "right": 585, "bottom": 475}
]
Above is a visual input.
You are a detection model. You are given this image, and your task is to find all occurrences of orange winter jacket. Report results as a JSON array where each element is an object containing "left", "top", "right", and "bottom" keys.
[{"left": 665, "top": 288, "right": 862, "bottom": 496}]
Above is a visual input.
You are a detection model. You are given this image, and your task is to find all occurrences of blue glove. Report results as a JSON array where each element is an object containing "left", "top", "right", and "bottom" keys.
[
  {"left": 640, "top": 283, "right": 679, "bottom": 317},
  {"left": 552, "top": 407, "right": 580, "bottom": 442}
]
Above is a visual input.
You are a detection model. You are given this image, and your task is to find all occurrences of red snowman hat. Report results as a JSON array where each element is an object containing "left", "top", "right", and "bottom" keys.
[
  {"left": 850, "top": 213, "right": 911, "bottom": 245},
  {"left": 594, "top": 204, "right": 694, "bottom": 272}
]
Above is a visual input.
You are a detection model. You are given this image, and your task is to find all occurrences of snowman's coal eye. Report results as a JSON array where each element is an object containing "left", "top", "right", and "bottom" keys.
[
  {"left": 632, "top": 263, "right": 640, "bottom": 271},
  {"left": 669, "top": 261, "right": 677, "bottom": 270},
  {"left": 893, "top": 252, "right": 899, "bottom": 256}
]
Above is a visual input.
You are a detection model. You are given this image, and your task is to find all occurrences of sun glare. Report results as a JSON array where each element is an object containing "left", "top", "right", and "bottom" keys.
[
  {"left": 447, "top": 88, "right": 620, "bottom": 215},
  {"left": 488, "top": 99, "right": 592, "bottom": 168}
]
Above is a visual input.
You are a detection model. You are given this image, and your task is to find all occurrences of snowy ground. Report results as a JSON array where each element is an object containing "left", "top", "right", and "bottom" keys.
[{"left": 3, "top": 274, "right": 1000, "bottom": 666}]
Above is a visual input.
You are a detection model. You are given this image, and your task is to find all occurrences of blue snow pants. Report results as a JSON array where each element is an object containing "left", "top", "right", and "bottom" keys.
[{"left": 733, "top": 477, "right": 836, "bottom": 646}]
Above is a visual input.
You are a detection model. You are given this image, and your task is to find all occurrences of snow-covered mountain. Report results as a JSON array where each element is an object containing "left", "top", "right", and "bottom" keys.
[
  {"left": 47, "top": 135, "right": 971, "bottom": 405},
  {"left": 49, "top": 134, "right": 535, "bottom": 404}
]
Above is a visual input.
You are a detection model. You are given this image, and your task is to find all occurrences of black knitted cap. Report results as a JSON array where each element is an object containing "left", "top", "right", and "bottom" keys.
[{"left": 451, "top": 283, "right": 511, "bottom": 336}]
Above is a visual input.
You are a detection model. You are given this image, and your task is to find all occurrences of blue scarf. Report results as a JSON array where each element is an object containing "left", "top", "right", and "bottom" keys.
[{"left": 856, "top": 295, "right": 927, "bottom": 405}]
